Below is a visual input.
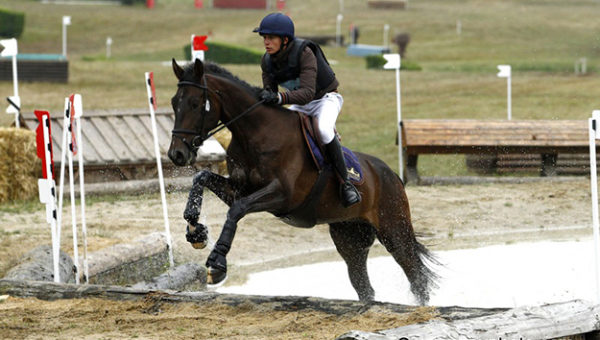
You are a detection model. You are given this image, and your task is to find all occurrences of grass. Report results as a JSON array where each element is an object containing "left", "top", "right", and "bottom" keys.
[{"left": 0, "top": 0, "right": 599, "bottom": 176}]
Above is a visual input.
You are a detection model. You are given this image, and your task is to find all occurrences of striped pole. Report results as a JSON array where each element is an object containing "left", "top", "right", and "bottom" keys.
[
  {"left": 35, "top": 110, "right": 60, "bottom": 283},
  {"left": 145, "top": 71, "right": 174, "bottom": 268}
]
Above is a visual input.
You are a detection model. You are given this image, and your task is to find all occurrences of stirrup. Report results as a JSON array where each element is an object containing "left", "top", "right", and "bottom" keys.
[{"left": 341, "top": 181, "right": 361, "bottom": 207}]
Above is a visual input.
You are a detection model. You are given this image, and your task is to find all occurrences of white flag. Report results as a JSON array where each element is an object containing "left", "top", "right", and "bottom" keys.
[
  {"left": 383, "top": 53, "right": 401, "bottom": 70},
  {"left": 63, "top": 16, "right": 71, "bottom": 26},
  {"left": 497, "top": 65, "right": 511, "bottom": 78},
  {"left": 0, "top": 38, "right": 17, "bottom": 57}
]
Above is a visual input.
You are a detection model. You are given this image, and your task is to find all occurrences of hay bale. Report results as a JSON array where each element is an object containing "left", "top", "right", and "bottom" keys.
[{"left": 0, "top": 128, "right": 40, "bottom": 204}]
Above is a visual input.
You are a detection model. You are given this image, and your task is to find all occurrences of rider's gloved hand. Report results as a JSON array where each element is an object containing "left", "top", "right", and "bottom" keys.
[{"left": 259, "top": 89, "right": 281, "bottom": 105}]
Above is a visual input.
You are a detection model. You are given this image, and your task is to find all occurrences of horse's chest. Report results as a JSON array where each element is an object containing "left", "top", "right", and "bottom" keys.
[{"left": 230, "top": 164, "right": 265, "bottom": 189}]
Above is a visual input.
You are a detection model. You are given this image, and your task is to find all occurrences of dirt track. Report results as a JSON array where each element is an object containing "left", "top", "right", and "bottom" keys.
[{"left": 0, "top": 177, "right": 594, "bottom": 339}]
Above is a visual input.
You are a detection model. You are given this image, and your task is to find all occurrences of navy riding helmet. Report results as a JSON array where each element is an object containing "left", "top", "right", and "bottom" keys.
[{"left": 253, "top": 13, "right": 295, "bottom": 40}]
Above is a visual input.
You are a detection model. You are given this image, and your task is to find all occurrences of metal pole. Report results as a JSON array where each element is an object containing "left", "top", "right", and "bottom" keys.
[
  {"left": 507, "top": 74, "right": 512, "bottom": 120},
  {"left": 11, "top": 54, "right": 19, "bottom": 128},
  {"left": 67, "top": 103, "right": 80, "bottom": 284},
  {"left": 336, "top": 14, "right": 343, "bottom": 47},
  {"left": 74, "top": 97, "right": 89, "bottom": 283},
  {"left": 396, "top": 66, "right": 403, "bottom": 180},
  {"left": 589, "top": 116, "right": 600, "bottom": 303},
  {"left": 383, "top": 24, "right": 390, "bottom": 49},
  {"left": 62, "top": 22, "right": 67, "bottom": 57}
]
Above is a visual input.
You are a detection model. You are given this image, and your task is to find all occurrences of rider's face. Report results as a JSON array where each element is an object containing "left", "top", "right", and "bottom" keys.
[{"left": 262, "top": 34, "right": 287, "bottom": 55}]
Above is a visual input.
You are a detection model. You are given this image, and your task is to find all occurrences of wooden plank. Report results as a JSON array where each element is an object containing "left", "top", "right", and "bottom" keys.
[
  {"left": 76, "top": 119, "right": 102, "bottom": 164},
  {"left": 49, "top": 117, "right": 64, "bottom": 163},
  {"left": 105, "top": 116, "right": 145, "bottom": 162},
  {"left": 121, "top": 115, "right": 155, "bottom": 159},
  {"left": 81, "top": 117, "right": 119, "bottom": 163},
  {"left": 138, "top": 114, "right": 171, "bottom": 150},
  {"left": 336, "top": 300, "right": 600, "bottom": 340},
  {"left": 90, "top": 117, "right": 135, "bottom": 163}
]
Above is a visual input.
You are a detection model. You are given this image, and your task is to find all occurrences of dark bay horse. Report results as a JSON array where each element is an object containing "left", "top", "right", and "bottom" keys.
[{"left": 168, "top": 58, "right": 438, "bottom": 305}]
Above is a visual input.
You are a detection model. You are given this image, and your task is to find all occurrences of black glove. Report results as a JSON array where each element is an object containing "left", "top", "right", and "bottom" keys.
[{"left": 259, "top": 89, "right": 280, "bottom": 104}]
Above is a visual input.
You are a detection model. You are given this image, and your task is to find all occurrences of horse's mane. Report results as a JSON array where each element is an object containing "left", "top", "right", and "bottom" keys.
[{"left": 182, "top": 61, "right": 262, "bottom": 99}]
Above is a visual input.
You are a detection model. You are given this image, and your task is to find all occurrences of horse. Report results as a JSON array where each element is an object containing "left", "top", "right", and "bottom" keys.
[{"left": 168, "top": 58, "right": 438, "bottom": 305}]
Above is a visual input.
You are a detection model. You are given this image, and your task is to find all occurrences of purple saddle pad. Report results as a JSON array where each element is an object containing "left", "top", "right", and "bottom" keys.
[{"left": 306, "top": 133, "right": 363, "bottom": 185}]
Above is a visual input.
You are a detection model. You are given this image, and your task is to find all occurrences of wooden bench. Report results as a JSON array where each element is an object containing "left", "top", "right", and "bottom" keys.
[{"left": 401, "top": 119, "right": 592, "bottom": 183}]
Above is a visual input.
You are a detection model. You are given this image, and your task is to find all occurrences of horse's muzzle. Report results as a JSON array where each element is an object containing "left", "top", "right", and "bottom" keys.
[{"left": 168, "top": 147, "right": 196, "bottom": 166}]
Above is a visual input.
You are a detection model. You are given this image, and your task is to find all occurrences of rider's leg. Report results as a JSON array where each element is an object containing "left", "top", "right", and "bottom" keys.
[
  {"left": 314, "top": 93, "right": 361, "bottom": 207},
  {"left": 324, "top": 136, "right": 361, "bottom": 207}
]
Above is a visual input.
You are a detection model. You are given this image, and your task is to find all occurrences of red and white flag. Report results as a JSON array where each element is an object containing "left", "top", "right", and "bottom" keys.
[
  {"left": 35, "top": 110, "right": 55, "bottom": 180},
  {"left": 191, "top": 34, "right": 208, "bottom": 61}
]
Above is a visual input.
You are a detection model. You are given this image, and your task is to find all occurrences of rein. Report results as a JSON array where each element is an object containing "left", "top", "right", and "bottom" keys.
[{"left": 172, "top": 79, "right": 265, "bottom": 153}]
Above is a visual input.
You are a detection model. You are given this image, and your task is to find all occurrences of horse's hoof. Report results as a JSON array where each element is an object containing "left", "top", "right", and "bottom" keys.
[
  {"left": 186, "top": 223, "right": 208, "bottom": 249},
  {"left": 191, "top": 241, "right": 207, "bottom": 249},
  {"left": 206, "top": 267, "right": 227, "bottom": 288}
]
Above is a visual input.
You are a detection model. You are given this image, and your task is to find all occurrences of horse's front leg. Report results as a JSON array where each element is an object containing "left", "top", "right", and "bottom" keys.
[
  {"left": 184, "top": 169, "right": 236, "bottom": 249},
  {"left": 206, "top": 180, "right": 286, "bottom": 285}
]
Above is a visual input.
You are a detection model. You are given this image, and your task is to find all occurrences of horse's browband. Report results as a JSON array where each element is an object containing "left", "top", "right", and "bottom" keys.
[{"left": 177, "top": 81, "right": 208, "bottom": 90}]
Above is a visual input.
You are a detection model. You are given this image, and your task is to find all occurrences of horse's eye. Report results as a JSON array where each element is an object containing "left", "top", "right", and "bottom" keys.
[{"left": 189, "top": 98, "right": 200, "bottom": 110}]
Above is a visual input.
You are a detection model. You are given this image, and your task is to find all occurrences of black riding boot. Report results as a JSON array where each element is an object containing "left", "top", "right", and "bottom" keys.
[{"left": 325, "top": 137, "right": 361, "bottom": 207}]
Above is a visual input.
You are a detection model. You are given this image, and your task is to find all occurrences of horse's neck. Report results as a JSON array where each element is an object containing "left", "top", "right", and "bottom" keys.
[{"left": 219, "top": 89, "right": 298, "bottom": 152}]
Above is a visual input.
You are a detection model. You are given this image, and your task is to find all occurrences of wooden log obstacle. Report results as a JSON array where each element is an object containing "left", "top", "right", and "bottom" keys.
[
  {"left": 1, "top": 279, "right": 598, "bottom": 340},
  {"left": 2, "top": 232, "right": 206, "bottom": 290},
  {"left": 401, "top": 119, "right": 594, "bottom": 183},
  {"left": 337, "top": 299, "right": 600, "bottom": 340}
]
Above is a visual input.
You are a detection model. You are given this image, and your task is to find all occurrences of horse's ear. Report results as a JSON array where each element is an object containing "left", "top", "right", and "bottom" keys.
[
  {"left": 172, "top": 58, "right": 184, "bottom": 80},
  {"left": 193, "top": 58, "right": 204, "bottom": 79}
]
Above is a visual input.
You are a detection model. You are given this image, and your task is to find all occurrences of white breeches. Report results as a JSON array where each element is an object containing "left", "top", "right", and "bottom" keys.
[{"left": 288, "top": 92, "right": 343, "bottom": 144}]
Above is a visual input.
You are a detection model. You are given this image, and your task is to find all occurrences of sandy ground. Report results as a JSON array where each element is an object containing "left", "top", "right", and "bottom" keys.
[{"left": 0, "top": 177, "right": 594, "bottom": 339}]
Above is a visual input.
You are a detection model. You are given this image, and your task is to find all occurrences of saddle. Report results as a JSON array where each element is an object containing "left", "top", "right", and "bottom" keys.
[
  {"left": 298, "top": 113, "right": 364, "bottom": 185},
  {"left": 276, "top": 113, "right": 364, "bottom": 229}
]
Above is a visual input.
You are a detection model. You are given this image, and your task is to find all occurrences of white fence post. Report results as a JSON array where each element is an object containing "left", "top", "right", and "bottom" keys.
[
  {"left": 589, "top": 110, "right": 600, "bottom": 303},
  {"left": 497, "top": 65, "right": 512, "bottom": 120},
  {"left": 1, "top": 38, "right": 20, "bottom": 128},
  {"left": 383, "top": 54, "right": 403, "bottom": 180},
  {"left": 145, "top": 72, "right": 174, "bottom": 268},
  {"left": 62, "top": 16, "right": 71, "bottom": 58}
]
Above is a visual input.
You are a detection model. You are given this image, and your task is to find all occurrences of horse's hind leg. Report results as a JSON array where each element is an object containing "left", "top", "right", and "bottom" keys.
[
  {"left": 377, "top": 214, "right": 437, "bottom": 305},
  {"left": 329, "top": 222, "right": 376, "bottom": 302}
]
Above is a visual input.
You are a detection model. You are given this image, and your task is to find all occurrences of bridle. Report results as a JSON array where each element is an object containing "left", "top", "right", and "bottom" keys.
[{"left": 171, "top": 76, "right": 265, "bottom": 154}]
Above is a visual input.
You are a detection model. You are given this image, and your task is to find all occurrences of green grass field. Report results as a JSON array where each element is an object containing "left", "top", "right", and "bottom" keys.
[{"left": 0, "top": 0, "right": 599, "bottom": 176}]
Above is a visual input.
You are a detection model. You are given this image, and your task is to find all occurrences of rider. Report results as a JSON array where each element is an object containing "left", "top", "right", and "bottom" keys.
[{"left": 253, "top": 12, "right": 361, "bottom": 207}]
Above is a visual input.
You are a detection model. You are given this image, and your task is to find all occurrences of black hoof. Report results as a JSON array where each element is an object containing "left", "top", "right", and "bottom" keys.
[
  {"left": 206, "top": 266, "right": 227, "bottom": 287},
  {"left": 186, "top": 222, "right": 208, "bottom": 249}
]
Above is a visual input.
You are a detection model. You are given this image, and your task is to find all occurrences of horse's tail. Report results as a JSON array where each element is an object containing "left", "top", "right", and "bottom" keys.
[{"left": 413, "top": 235, "right": 442, "bottom": 300}]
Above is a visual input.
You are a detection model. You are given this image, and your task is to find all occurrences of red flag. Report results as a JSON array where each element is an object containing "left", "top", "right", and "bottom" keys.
[
  {"left": 68, "top": 94, "right": 79, "bottom": 155},
  {"left": 193, "top": 35, "right": 208, "bottom": 51},
  {"left": 35, "top": 110, "right": 55, "bottom": 180}
]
